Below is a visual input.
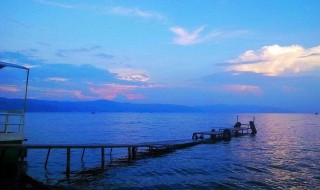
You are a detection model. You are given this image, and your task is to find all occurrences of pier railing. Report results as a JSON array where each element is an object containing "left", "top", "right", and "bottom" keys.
[{"left": 0, "top": 111, "right": 25, "bottom": 134}]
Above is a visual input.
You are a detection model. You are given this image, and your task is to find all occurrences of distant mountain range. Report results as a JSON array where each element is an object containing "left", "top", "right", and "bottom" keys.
[{"left": 0, "top": 97, "right": 292, "bottom": 113}]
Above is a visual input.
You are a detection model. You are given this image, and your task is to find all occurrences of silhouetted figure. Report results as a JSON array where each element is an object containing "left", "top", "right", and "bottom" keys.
[{"left": 234, "top": 122, "right": 241, "bottom": 128}]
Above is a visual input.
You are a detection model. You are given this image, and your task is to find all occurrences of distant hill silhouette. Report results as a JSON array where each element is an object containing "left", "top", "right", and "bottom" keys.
[{"left": 0, "top": 97, "right": 291, "bottom": 113}]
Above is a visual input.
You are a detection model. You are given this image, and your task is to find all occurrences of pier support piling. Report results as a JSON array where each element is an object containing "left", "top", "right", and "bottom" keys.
[
  {"left": 45, "top": 148, "right": 51, "bottom": 169},
  {"left": 128, "top": 147, "right": 132, "bottom": 161},
  {"left": 132, "top": 147, "right": 137, "bottom": 159},
  {"left": 66, "top": 148, "right": 70, "bottom": 175},
  {"left": 81, "top": 148, "right": 85, "bottom": 161},
  {"left": 101, "top": 148, "right": 105, "bottom": 168}
]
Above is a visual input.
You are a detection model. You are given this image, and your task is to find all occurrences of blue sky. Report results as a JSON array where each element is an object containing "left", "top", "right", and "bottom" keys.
[{"left": 0, "top": 0, "right": 319, "bottom": 112}]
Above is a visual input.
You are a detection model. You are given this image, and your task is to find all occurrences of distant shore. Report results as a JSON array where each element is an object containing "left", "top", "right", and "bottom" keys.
[{"left": 0, "top": 97, "right": 296, "bottom": 113}]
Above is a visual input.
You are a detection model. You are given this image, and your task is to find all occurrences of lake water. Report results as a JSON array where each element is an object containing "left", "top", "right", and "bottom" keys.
[{"left": 23, "top": 113, "right": 320, "bottom": 189}]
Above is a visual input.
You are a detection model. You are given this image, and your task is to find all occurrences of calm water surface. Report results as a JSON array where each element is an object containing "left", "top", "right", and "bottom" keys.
[{"left": 24, "top": 113, "right": 320, "bottom": 189}]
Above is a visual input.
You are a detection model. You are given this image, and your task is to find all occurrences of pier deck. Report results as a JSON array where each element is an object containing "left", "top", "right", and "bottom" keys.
[{"left": 0, "top": 126, "right": 253, "bottom": 174}]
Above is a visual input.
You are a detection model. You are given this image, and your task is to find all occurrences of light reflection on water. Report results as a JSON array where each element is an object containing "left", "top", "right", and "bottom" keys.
[{"left": 24, "top": 113, "right": 320, "bottom": 189}]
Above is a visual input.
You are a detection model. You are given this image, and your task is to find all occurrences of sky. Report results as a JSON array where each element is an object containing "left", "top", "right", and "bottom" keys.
[{"left": 0, "top": 0, "right": 319, "bottom": 112}]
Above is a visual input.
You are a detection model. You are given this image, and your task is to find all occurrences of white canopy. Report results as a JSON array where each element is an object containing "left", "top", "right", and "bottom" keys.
[{"left": 0, "top": 61, "right": 29, "bottom": 70}]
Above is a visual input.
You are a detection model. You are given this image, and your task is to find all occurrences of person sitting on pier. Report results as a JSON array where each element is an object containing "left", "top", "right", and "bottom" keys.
[
  {"left": 210, "top": 129, "right": 216, "bottom": 140},
  {"left": 234, "top": 122, "right": 241, "bottom": 128},
  {"left": 192, "top": 134, "right": 198, "bottom": 140},
  {"left": 199, "top": 134, "right": 204, "bottom": 140}
]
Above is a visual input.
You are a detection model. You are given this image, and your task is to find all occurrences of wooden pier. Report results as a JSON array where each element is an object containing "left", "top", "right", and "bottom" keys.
[{"left": 0, "top": 124, "right": 256, "bottom": 175}]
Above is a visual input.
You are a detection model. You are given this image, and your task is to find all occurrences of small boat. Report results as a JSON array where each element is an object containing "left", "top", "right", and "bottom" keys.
[{"left": 0, "top": 62, "right": 30, "bottom": 166}]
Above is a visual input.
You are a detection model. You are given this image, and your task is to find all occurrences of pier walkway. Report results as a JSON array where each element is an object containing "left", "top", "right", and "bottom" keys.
[{"left": 0, "top": 126, "right": 255, "bottom": 175}]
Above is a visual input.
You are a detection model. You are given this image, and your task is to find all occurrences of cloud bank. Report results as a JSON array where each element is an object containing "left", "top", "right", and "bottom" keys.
[{"left": 228, "top": 44, "right": 320, "bottom": 76}]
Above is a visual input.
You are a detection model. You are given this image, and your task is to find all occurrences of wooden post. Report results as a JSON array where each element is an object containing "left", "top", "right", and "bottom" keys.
[
  {"left": 132, "top": 147, "right": 136, "bottom": 159},
  {"left": 66, "top": 148, "right": 70, "bottom": 175},
  {"left": 45, "top": 148, "right": 51, "bottom": 169},
  {"left": 109, "top": 148, "right": 113, "bottom": 156},
  {"left": 101, "top": 148, "right": 105, "bottom": 168},
  {"left": 128, "top": 147, "right": 131, "bottom": 161},
  {"left": 81, "top": 148, "right": 85, "bottom": 161},
  {"left": 4, "top": 114, "right": 9, "bottom": 133}
]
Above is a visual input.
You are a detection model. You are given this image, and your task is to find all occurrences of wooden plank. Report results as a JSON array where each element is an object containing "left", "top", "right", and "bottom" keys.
[
  {"left": 193, "top": 131, "right": 223, "bottom": 135},
  {"left": 0, "top": 144, "right": 153, "bottom": 149}
]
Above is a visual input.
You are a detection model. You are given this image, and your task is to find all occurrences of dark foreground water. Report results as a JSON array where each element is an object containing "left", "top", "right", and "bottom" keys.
[{"left": 23, "top": 113, "right": 320, "bottom": 189}]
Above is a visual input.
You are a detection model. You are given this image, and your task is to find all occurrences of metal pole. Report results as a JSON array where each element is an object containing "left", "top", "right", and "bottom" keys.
[
  {"left": 23, "top": 69, "right": 29, "bottom": 114},
  {"left": 21, "top": 68, "right": 29, "bottom": 135}
]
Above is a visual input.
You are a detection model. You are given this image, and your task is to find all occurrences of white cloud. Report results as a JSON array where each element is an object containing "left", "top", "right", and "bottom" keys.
[
  {"left": 46, "top": 77, "right": 69, "bottom": 82},
  {"left": 36, "top": 1, "right": 164, "bottom": 20},
  {"left": 228, "top": 44, "right": 320, "bottom": 76},
  {"left": 170, "top": 26, "right": 220, "bottom": 46},
  {"left": 109, "top": 68, "right": 151, "bottom": 82},
  {"left": 119, "top": 74, "right": 150, "bottom": 82},
  {"left": 108, "top": 6, "right": 163, "bottom": 20}
]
